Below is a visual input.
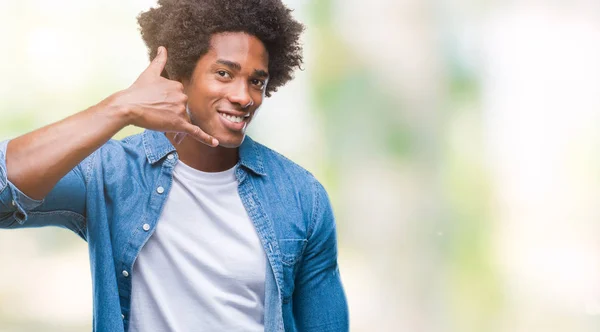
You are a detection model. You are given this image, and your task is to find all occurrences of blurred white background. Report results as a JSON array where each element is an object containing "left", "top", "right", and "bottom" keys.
[{"left": 1, "top": 0, "right": 600, "bottom": 331}]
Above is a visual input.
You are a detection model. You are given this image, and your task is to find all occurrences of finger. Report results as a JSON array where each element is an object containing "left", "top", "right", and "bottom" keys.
[
  {"left": 181, "top": 123, "right": 219, "bottom": 147},
  {"left": 142, "top": 46, "right": 168, "bottom": 78}
]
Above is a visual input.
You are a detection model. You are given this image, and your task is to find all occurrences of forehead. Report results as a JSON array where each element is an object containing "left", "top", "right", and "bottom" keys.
[{"left": 205, "top": 32, "right": 269, "bottom": 69}]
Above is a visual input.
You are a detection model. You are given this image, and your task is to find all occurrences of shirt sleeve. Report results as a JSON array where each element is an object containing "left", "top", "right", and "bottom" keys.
[
  {"left": 0, "top": 139, "right": 94, "bottom": 240},
  {"left": 292, "top": 180, "right": 349, "bottom": 331}
]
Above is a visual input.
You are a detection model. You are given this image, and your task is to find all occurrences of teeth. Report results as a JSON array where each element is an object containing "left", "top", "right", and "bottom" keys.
[{"left": 220, "top": 113, "right": 244, "bottom": 123}]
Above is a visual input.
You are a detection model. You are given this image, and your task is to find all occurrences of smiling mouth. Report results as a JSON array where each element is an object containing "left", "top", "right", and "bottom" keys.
[{"left": 218, "top": 112, "right": 249, "bottom": 123}]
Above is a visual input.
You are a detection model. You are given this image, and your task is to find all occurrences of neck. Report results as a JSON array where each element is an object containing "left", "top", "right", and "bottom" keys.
[{"left": 165, "top": 133, "right": 239, "bottom": 172}]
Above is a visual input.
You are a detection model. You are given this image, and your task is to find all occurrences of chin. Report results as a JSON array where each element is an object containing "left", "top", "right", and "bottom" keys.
[{"left": 216, "top": 134, "right": 246, "bottom": 148}]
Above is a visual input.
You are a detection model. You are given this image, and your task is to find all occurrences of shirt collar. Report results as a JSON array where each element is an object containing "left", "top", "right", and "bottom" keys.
[{"left": 142, "top": 130, "right": 266, "bottom": 176}]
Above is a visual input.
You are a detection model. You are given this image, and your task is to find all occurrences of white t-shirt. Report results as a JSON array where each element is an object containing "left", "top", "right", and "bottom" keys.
[{"left": 128, "top": 160, "right": 266, "bottom": 332}]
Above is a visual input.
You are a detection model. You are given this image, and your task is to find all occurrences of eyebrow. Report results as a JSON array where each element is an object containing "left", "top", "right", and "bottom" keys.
[
  {"left": 216, "top": 59, "right": 241, "bottom": 71},
  {"left": 216, "top": 59, "right": 269, "bottom": 79},
  {"left": 253, "top": 69, "right": 269, "bottom": 79}
]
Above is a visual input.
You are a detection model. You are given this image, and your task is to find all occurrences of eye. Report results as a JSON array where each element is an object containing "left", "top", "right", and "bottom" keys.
[
  {"left": 216, "top": 70, "right": 231, "bottom": 78},
  {"left": 251, "top": 79, "right": 265, "bottom": 89}
]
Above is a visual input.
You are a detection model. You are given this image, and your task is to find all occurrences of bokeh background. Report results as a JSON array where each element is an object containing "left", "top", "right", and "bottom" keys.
[{"left": 1, "top": 0, "right": 600, "bottom": 331}]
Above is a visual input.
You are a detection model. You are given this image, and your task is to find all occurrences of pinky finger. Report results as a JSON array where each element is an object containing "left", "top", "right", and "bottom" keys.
[{"left": 184, "top": 123, "right": 219, "bottom": 147}]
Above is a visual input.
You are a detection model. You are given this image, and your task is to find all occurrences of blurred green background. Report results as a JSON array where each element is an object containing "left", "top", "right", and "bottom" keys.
[{"left": 1, "top": 0, "right": 600, "bottom": 331}]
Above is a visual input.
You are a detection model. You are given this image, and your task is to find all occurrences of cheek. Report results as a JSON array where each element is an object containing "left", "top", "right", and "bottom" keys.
[
  {"left": 188, "top": 81, "right": 224, "bottom": 109},
  {"left": 252, "top": 90, "right": 265, "bottom": 104},
  {"left": 197, "top": 77, "right": 224, "bottom": 97}
]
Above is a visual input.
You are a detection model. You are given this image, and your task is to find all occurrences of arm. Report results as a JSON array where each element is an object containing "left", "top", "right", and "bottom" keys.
[
  {"left": 5, "top": 97, "right": 130, "bottom": 201},
  {"left": 0, "top": 90, "right": 130, "bottom": 230},
  {"left": 292, "top": 181, "right": 349, "bottom": 332},
  {"left": 0, "top": 137, "right": 92, "bottom": 236},
  {"left": 0, "top": 46, "right": 216, "bottom": 226}
]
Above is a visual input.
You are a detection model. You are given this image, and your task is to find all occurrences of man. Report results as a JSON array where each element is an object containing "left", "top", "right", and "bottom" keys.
[{"left": 0, "top": 0, "right": 348, "bottom": 331}]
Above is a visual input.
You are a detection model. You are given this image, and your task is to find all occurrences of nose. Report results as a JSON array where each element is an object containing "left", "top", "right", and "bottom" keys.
[{"left": 227, "top": 80, "right": 254, "bottom": 109}]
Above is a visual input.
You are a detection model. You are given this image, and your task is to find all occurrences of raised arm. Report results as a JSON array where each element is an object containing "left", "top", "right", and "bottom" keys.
[
  {"left": 5, "top": 46, "right": 215, "bottom": 200},
  {"left": 1, "top": 47, "right": 218, "bottom": 231}
]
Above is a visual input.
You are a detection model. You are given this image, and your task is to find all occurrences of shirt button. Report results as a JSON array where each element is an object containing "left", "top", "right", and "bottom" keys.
[
  {"left": 122, "top": 270, "right": 129, "bottom": 278},
  {"left": 167, "top": 154, "right": 174, "bottom": 160},
  {"left": 156, "top": 186, "right": 165, "bottom": 194},
  {"left": 15, "top": 211, "right": 26, "bottom": 221},
  {"left": 121, "top": 314, "right": 125, "bottom": 319},
  {"left": 11, "top": 200, "right": 15, "bottom": 207},
  {"left": 142, "top": 224, "right": 150, "bottom": 231}
]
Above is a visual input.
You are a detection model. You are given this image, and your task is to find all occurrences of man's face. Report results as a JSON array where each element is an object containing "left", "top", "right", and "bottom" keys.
[{"left": 183, "top": 32, "right": 269, "bottom": 148}]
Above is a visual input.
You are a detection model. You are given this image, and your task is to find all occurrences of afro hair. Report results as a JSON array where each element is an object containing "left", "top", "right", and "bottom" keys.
[{"left": 137, "top": 0, "right": 305, "bottom": 97}]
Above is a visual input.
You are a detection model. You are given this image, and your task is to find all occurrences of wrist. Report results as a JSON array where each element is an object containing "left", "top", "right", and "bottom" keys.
[{"left": 100, "top": 91, "right": 138, "bottom": 127}]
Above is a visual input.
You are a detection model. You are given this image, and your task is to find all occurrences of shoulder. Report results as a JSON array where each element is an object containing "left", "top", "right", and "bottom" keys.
[
  {"left": 249, "top": 138, "right": 332, "bottom": 215},
  {"left": 110, "top": 131, "right": 145, "bottom": 149},
  {"left": 86, "top": 132, "right": 147, "bottom": 173},
  {"left": 248, "top": 139, "right": 336, "bottom": 237},
  {"left": 251, "top": 139, "right": 321, "bottom": 189},
  {"left": 97, "top": 132, "right": 145, "bottom": 157}
]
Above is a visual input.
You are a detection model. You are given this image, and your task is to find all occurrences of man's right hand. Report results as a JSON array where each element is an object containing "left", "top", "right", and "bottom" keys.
[{"left": 107, "top": 46, "right": 218, "bottom": 147}]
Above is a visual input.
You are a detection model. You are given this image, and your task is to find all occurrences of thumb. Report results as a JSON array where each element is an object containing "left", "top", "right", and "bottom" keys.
[{"left": 142, "top": 46, "right": 168, "bottom": 78}]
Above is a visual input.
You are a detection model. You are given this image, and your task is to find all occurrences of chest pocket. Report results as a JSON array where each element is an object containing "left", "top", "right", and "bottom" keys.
[{"left": 279, "top": 238, "right": 308, "bottom": 303}]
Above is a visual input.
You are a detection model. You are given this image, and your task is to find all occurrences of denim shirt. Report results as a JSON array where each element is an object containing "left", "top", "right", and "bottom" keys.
[{"left": 0, "top": 130, "right": 349, "bottom": 332}]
